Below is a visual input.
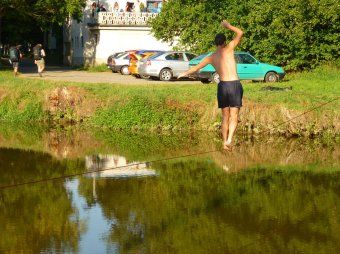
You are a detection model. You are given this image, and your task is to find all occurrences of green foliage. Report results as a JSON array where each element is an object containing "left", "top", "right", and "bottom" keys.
[
  {"left": 151, "top": 0, "right": 340, "bottom": 71},
  {"left": 0, "top": 73, "right": 52, "bottom": 122},
  {"left": 0, "top": 0, "right": 86, "bottom": 46},
  {"left": 0, "top": 0, "right": 86, "bottom": 26},
  {"left": 0, "top": 98, "right": 45, "bottom": 122},
  {"left": 91, "top": 95, "right": 202, "bottom": 130}
]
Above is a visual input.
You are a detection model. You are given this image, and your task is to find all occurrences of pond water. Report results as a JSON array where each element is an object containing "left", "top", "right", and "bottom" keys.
[{"left": 0, "top": 125, "right": 339, "bottom": 253}]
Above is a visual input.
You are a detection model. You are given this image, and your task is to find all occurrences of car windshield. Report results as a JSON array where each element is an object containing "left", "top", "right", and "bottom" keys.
[
  {"left": 111, "top": 52, "right": 120, "bottom": 58},
  {"left": 114, "top": 52, "right": 127, "bottom": 59}
]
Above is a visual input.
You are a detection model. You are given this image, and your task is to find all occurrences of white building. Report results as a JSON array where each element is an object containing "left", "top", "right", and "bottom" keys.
[
  {"left": 64, "top": 0, "right": 171, "bottom": 66},
  {"left": 85, "top": 154, "right": 157, "bottom": 178}
]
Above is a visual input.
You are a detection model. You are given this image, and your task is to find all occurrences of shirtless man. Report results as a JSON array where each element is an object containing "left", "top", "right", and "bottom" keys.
[{"left": 178, "top": 20, "right": 244, "bottom": 150}]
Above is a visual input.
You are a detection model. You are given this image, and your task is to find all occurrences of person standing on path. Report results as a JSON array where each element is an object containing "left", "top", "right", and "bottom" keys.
[
  {"left": 178, "top": 20, "right": 244, "bottom": 150},
  {"left": 33, "top": 44, "right": 46, "bottom": 77},
  {"left": 9, "top": 44, "right": 22, "bottom": 77}
]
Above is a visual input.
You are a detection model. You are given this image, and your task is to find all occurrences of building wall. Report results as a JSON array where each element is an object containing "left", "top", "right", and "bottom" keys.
[
  {"left": 68, "top": 6, "right": 93, "bottom": 66},
  {"left": 94, "top": 27, "right": 171, "bottom": 64}
]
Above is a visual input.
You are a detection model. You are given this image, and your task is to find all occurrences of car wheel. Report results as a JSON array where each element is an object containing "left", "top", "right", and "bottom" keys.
[
  {"left": 120, "top": 65, "right": 130, "bottom": 75},
  {"left": 211, "top": 72, "right": 220, "bottom": 83},
  {"left": 201, "top": 78, "right": 211, "bottom": 84},
  {"left": 265, "top": 72, "right": 278, "bottom": 82},
  {"left": 159, "top": 68, "right": 173, "bottom": 81}
]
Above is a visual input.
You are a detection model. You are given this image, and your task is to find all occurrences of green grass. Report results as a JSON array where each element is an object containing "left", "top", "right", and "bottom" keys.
[
  {"left": 0, "top": 64, "right": 339, "bottom": 135},
  {"left": 244, "top": 64, "right": 340, "bottom": 111},
  {"left": 76, "top": 63, "right": 111, "bottom": 72}
]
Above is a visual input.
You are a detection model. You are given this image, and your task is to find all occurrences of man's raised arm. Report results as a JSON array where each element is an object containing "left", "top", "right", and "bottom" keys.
[{"left": 221, "top": 20, "right": 244, "bottom": 48}]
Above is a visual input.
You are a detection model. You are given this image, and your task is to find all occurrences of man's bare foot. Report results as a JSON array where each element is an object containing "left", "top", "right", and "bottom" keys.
[{"left": 223, "top": 141, "right": 232, "bottom": 150}]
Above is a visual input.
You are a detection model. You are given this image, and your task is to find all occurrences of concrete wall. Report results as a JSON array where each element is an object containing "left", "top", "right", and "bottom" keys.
[{"left": 94, "top": 26, "right": 172, "bottom": 64}]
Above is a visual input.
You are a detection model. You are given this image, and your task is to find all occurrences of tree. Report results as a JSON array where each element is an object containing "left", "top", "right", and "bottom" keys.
[
  {"left": 0, "top": 0, "right": 86, "bottom": 46},
  {"left": 151, "top": 0, "right": 340, "bottom": 71}
]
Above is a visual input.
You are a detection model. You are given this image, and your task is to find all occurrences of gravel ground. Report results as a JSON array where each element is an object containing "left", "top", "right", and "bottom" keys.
[
  {"left": 23, "top": 68, "right": 202, "bottom": 85},
  {"left": 11, "top": 58, "right": 203, "bottom": 85}
]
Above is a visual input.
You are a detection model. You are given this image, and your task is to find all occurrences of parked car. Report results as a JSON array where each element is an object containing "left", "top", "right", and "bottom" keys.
[
  {"left": 108, "top": 50, "right": 162, "bottom": 75},
  {"left": 189, "top": 52, "right": 285, "bottom": 83},
  {"left": 128, "top": 51, "right": 163, "bottom": 78},
  {"left": 108, "top": 51, "right": 134, "bottom": 75},
  {"left": 106, "top": 51, "right": 126, "bottom": 72},
  {"left": 138, "top": 51, "right": 197, "bottom": 81}
]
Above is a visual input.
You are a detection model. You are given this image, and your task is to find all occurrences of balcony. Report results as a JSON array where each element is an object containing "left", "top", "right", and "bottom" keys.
[{"left": 88, "top": 12, "right": 159, "bottom": 27}]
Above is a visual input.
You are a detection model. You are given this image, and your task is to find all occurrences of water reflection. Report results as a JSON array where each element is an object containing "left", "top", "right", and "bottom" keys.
[
  {"left": 85, "top": 154, "right": 157, "bottom": 178},
  {"left": 66, "top": 179, "right": 118, "bottom": 254},
  {"left": 0, "top": 148, "right": 84, "bottom": 253},
  {"left": 0, "top": 125, "right": 339, "bottom": 253}
]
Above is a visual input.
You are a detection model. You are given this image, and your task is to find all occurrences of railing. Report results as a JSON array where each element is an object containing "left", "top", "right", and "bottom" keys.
[{"left": 95, "top": 12, "right": 159, "bottom": 27}]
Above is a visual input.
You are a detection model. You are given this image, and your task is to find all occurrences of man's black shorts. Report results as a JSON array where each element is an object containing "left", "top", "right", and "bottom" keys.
[{"left": 217, "top": 80, "right": 243, "bottom": 108}]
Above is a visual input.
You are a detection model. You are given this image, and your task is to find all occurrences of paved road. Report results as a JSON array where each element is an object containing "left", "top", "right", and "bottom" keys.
[{"left": 14, "top": 59, "right": 202, "bottom": 85}]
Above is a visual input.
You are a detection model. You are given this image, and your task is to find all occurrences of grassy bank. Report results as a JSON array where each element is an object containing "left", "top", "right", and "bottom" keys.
[{"left": 0, "top": 65, "right": 339, "bottom": 137}]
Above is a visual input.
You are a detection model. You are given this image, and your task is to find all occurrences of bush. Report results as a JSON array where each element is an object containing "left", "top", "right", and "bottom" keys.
[{"left": 151, "top": 0, "right": 339, "bottom": 71}]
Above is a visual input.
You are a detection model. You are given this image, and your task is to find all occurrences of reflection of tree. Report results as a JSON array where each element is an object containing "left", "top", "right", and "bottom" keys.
[
  {"left": 0, "top": 148, "right": 84, "bottom": 184},
  {"left": 0, "top": 148, "right": 85, "bottom": 253},
  {"left": 79, "top": 159, "right": 340, "bottom": 253}
]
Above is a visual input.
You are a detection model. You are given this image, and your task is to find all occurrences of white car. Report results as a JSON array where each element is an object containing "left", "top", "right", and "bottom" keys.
[
  {"left": 108, "top": 51, "right": 132, "bottom": 75},
  {"left": 138, "top": 51, "right": 197, "bottom": 81}
]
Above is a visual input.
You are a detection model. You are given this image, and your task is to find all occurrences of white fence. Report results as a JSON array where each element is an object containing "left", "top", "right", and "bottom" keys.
[{"left": 97, "top": 12, "right": 159, "bottom": 26}]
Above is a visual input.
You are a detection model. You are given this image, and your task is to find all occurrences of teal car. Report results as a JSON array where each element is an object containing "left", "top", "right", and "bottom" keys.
[{"left": 189, "top": 52, "right": 285, "bottom": 83}]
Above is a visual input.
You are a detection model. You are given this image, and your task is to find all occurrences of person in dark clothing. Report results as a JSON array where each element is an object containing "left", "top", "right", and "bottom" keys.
[
  {"left": 33, "top": 44, "right": 46, "bottom": 77},
  {"left": 9, "top": 45, "right": 22, "bottom": 77}
]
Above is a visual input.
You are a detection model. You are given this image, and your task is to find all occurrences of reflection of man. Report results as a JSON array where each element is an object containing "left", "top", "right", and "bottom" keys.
[{"left": 178, "top": 20, "right": 244, "bottom": 150}]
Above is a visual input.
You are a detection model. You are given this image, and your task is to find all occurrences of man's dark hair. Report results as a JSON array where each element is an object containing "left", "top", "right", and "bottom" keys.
[{"left": 215, "top": 33, "right": 226, "bottom": 46}]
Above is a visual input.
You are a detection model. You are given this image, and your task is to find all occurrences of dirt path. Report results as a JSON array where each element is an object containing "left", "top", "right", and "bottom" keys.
[{"left": 16, "top": 59, "right": 202, "bottom": 85}]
